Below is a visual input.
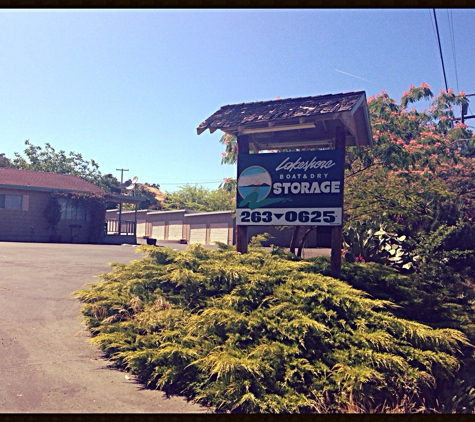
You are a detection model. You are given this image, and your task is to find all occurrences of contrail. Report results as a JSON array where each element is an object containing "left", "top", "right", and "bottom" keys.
[{"left": 334, "top": 69, "right": 373, "bottom": 83}]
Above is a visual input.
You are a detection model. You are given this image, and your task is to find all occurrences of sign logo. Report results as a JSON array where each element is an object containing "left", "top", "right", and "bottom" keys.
[
  {"left": 237, "top": 166, "right": 271, "bottom": 202},
  {"left": 236, "top": 150, "right": 344, "bottom": 225},
  {"left": 238, "top": 165, "right": 291, "bottom": 210}
]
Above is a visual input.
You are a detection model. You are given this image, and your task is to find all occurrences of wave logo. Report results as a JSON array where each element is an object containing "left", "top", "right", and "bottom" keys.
[
  {"left": 238, "top": 166, "right": 291, "bottom": 210},
  {"left": 238, "top": 166, "right": 272, "bottom": 201}
]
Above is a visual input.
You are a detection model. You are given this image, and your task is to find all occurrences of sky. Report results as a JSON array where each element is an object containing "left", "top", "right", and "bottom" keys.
[{"left": 1, "top": 9, "right": 475, "bottom": 192}]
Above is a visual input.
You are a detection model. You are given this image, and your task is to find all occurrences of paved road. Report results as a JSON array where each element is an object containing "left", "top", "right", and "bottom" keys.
[{"left": 0, "top": 242, "right": 209, "bottom": 413}]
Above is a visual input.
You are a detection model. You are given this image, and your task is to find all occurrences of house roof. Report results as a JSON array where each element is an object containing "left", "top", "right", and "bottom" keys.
[
  {"left": 197, "top": 91, "right": 373, "bottom": 148},
  {"left": 0, "top": 167, "right": 105, "bottom": 194}
]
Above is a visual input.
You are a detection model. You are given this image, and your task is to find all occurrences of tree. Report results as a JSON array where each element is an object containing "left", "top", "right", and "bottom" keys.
[
  {"left": 135, "top": 183, "right": 166, "bottom": 210},
  {"left": 219, "top": 86, "right": 475, "bottom": 260},
  {"left": 341, "top": 85, "right": 475, "bottom": 348},
  {"left": 219, "top": 133, "right": 237, "bottom": 165},
  {"left": 344, "top": 85, "right": 475, "bottom": 252},
  {"left": 162, "top": 184, "right": 235, "bottom": 212},
  {"left": 43, "top": 195, "right": 62, "bottom": 235},
  {"left": 8, "top": 140, "right": 122, "bottom": 195}
]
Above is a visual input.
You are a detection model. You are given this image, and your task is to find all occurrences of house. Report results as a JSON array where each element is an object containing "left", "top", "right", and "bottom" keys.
[{"left": 0, "top": 167, "right": 142, "bottom": 244}]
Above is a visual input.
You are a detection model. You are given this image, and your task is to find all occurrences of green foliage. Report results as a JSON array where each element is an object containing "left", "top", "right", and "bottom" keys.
[
  {"left": 52, "top": 191, "right": 106, "bottom": 243},
  {"left": 343, "top": 221, "right": 416, "bottom": 270},
  {"left": 43, "top": 195, "right": 62, "bottom": 234},
  {"left": 219, "top": 133, "right": 237, "bottom": 165},
  {"left": 134, "top": 183, "right": 164, "bottom": 210},
  {"left": 348, "top": 84, "right": 475, "bottom": 229},
  {"left": 74, "top": 246, "right": 471, "bottom": 413},
  {"left": 162, "top": 184, "right": 235, "bottom": 212},
  {"left": 248, "top": 232, "right": 274, "bottom": 249},
  {"left": 305, "top": 256, "right": 475, "bottom": 412},
  {"left": 8, "top": 140, "right": 121, "bottom": 194}
]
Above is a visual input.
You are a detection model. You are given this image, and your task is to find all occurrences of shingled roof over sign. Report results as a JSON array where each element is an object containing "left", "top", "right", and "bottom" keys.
[{"left": 197, "top": 91, "right": 373, "bottom": 148}]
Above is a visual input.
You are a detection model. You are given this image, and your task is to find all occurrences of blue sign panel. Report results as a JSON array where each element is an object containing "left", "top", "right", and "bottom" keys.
[{"left": 236, "top": 150, "right": 344, "bottom": 225}]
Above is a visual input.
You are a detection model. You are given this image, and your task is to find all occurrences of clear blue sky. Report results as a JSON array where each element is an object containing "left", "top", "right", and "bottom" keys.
[{"left": 1, "top": 9, "right": 475, "bottom": 192}]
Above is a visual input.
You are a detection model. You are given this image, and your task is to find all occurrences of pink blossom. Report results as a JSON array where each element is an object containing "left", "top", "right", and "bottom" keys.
[
  {"left": 448, "top": 88, "right": 454, "bottom": 94},
  {"left": 458, "top": 90, "right": 465, "bottom": 96},
  {"left": 409, "top": 84, "right": 415, "bottom": 89},
  {"left": 421, "top": 82, "right": 430, "bottom": 89},
  {"left": 221, "top": 152, "right": 227, "bottom": 157}
]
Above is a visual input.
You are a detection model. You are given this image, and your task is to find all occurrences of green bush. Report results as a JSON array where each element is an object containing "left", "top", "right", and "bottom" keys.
[
  {"left": 305, "top": 256, "right": 475, "bottom": 412},
  {"left": 74, "top": 245, "right": 471, "bottom": 413}
]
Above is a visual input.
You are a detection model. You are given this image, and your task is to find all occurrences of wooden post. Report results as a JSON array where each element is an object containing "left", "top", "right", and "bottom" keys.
[
  {"left": 331, "top": 125, "right": 346, "bottom": 278},
  {"left": 236, "top": 135, "right": 250, "bottom": 253},
  {"left": 118, "top": 202, "right": 123, "bottom": 234},
  {"left": 134, "top": 203, "right": 138, "bottom": 239}
]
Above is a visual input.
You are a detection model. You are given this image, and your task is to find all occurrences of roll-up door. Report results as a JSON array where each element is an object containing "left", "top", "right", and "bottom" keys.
[
  {"left": 189, "top": 224, "right": 207, "bottom": 244},
  {"left": 209, "top": 223, "right": 229, "bottom": 245},
  {"left": 152, "top": 222, "right": 165, "bottom": 240},
  {"left": 136, "top": 219, "right": 146, "bottom": 238},
  {"left": 168, "top": 220, "right": 183, "bottom": 240}
]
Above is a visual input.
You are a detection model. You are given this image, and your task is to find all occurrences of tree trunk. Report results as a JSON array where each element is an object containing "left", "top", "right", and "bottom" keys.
[
  {"left": 297, "top": 226, "right": 317, "bottom": 257},
  {"left": 290, "top": 225, "right": 301, "bottom": 254}
]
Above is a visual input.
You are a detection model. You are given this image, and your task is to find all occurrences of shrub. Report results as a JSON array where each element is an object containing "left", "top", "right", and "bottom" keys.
[{"left": 74, "top": 245, "right": 471, "bottom": 413}]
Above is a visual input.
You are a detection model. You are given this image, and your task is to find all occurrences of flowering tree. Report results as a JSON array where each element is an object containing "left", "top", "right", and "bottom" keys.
[
  {"left": 219, "top": 85, "right": 475, "bottom": 262},
  {"left": 219, "top": 133, "right": 237, "bottom": 165},
  {"left": 217, "top": 86, "right": 475, "bottom": 409},
  {"left": 345, "top": 85, "right": 474, "bottom": 242}
]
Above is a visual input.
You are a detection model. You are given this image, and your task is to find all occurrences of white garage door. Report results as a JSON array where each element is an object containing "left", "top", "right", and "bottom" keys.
[
  {"left": 168, "top": 220, "right": 183, "bottom": 240},
  {"left": 152, "top": 222, "right": 165, "bottom": 240},
  {"left": 189, "top": 224, "right": 207, "bottom": 244},
  {"left": 210, "top": 223, "right": 229, "bottom": 245},
  {"left": 136, "top": 219, "right": 146, "bottom": 238}
]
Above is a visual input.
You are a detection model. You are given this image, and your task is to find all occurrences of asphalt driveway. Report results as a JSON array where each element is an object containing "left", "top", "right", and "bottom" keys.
[{"left": 0, "top": 242, "right": 209, "bottom": 413}]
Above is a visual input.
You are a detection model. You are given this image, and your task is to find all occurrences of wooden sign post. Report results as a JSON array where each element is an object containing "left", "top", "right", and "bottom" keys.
[
  {"left": 236, "top": 134, "right": 250, "bottom": 254},
  {"left": 197, "top": 91, "right": 373, "bottom": 278},
  {"left": 330, "top": 125, "right": 346, "bottom": 278}
]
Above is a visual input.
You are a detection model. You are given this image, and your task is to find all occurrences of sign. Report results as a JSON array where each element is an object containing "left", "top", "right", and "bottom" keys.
[{"left": 236, "top": 150, "right": 344, "bottom": 225}]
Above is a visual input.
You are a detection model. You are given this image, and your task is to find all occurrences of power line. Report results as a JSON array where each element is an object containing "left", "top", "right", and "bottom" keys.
[
  {"left": 155, "top": 181, "right": 225, "bottom": 185},
  {"left": 116, "top": 168, "right": 129, "bottom": 184},
  {"left": 429, "top": 10, "right": 438, "bottom": 43},
  {"left": 447, "top": 9, "right": 460, "bottom": 93},
  {"left": 433, "top": 9, "right": 449, "bottom": 92}
]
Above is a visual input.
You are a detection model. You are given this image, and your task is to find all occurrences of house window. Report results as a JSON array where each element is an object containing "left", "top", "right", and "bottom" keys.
[
  {"left": 0, "top": 194, "right": 23, "bottom": 210},
  {"left": 59, "top": 198, "right": 87, "bottom": 221}
]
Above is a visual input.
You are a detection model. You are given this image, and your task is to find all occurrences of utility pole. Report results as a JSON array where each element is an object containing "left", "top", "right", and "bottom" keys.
[
  {"left": 116, "top": 168, "right": 129, "bottom": 184},
  {"left": 455, "top": 94, "right": 475, "bottom": 124},
  {"left": 116, "top": 168, "right": 129, "bottom": 235}
]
